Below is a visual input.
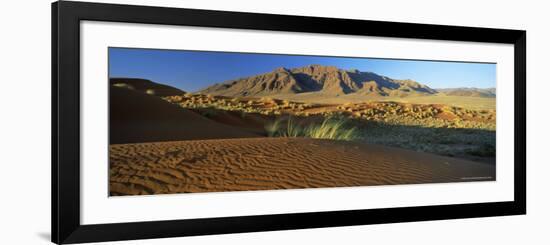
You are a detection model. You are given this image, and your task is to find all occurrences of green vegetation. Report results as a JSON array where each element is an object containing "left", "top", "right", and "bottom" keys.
[
  {"left": 163, "top": 94, "right": 495, "bottom": 131},
  {"left": 163, "top": 93, "right": 496, "bottom": 163},
  {"left": 265, "top": 117, "right": 358, "bottom": 141},
  {"left": 305, "top": 118, "right": 358, "bottom": 141},
  {"left": 356, "top": 121, "right": 496, "bottom": 162},
  {"left": 466, "top": 143, "right": 496, "bottom": 157},
  {"left": 265, "top": 118, "right": 283, "bottom": 137},
  {"left": 163, "top": 94, "right": 314, "bottom": 117}
]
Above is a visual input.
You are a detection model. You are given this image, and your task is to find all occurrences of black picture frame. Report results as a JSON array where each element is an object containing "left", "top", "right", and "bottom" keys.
[{"left": 52, "top": 1, "right": 526, "bottom": 244}]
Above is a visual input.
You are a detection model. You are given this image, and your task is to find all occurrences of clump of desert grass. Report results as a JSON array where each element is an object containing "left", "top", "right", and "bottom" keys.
[
  {"left": 265, "top": 116, "right": 359, "bottom": 141},
  {"left": 305, "top": 118, "right": 358, "bottom": 141}
]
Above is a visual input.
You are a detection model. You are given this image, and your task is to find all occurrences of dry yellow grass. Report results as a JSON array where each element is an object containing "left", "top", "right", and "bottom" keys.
[
  {"left": 378, "top": 94, "right": 496, "bottom": 110},
  {"left": 163, "top": 94, "right": 495, "bottom": 130},
  {"left": 270, "top": 93, "right": 496, "bottom": 110}
]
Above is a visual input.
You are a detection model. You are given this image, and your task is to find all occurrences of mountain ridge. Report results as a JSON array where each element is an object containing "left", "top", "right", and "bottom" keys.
[{"left": 199, "top": 64, "right": 437, "bottom": 98}]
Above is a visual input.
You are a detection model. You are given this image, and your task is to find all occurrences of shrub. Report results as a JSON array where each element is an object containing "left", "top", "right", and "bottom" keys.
[
  {"left": 265, "top": 118, "right": 284, "bottom": 137},
  {"left": 265, "top": 117, "right": 359, "bottom": 141},
  {"left": 284, "top": 117, "right": 303, "bottom": 137},
  {"left": 304, "top": 118, "right": 358, "bottom": 141}
]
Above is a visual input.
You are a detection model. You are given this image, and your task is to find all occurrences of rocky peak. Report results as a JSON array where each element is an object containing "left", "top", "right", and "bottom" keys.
[
  {"left": 199, "top": 65, "right": 437, "bottom": 98},
  {"left": 274, "top": 67, "right": 289, "bottom": 73}
]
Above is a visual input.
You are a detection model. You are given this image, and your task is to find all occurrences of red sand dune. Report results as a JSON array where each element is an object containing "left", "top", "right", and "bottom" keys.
[
  {"left": 194, "top": 109, "right": 270, "bottom": 135},
  {"left": 110, "top": 86, "right": 261, "bottom": 144},
  {"left": 109, "top": 137, "right": 495, "bottom": 196}
]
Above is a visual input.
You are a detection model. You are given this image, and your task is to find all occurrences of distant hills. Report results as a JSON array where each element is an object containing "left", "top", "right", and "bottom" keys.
[
  {"left": 199, "top": 65, "right": 438, "bottom": 98},
  {"left": 436, "top": 87, "right": 496, "bottom": 97}
]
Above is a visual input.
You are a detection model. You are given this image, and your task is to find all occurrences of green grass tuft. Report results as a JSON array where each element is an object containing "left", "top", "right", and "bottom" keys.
[
  {"left": 304, "top": 118, "right": 358, "bottom": 141},
  {"left": 265, "top": 117, "right": 358, "bottom": 141},
  {"left": 265, "top": 118, "right": 283, "bottom": 137}
]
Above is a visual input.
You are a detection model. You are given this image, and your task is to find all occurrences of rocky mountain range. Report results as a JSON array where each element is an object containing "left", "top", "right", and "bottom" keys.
[
  {"left": 199, "top": 65, "right": 438, "bottom": 98},
  {"left": 109, "top": 66, "right": 495, "bottom": 100}
]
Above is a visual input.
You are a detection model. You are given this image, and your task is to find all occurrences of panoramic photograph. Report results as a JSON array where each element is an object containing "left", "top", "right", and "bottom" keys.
[{"left": 108, "top": 47, "right": 497, "bottom": 196}]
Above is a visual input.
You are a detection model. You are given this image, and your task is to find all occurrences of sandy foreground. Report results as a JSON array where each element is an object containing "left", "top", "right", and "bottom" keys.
[{"left": 109, "top": 137, "right": 495, "bottom": 196}]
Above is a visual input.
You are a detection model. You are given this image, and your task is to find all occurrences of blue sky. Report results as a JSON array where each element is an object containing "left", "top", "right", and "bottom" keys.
[{"left": 109, "top": 47, "right": 496, "bottom": 92}]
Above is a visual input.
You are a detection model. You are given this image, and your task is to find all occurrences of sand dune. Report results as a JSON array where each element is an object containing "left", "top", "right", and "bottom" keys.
[
  {"left": 110, "top": 86, "right": 260, "bottom": 144},
  {"left": 110, "top": 78, "right": 185, "bottom": 96},
  {"left": 109, "top": 137, "right": 495, "bottom": 196},
  {"left": 194, "top": 109, "right": 270, "bottom": 135}
]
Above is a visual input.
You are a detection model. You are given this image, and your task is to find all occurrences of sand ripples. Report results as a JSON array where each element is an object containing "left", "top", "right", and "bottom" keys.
[{"left": 109, "top": 137, "right": 495, "bottom": 196}]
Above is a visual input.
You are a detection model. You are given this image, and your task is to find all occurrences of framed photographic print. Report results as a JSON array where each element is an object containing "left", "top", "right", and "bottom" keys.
[{"left": 52, "top": 1, "right": 526, "bottom": 244}]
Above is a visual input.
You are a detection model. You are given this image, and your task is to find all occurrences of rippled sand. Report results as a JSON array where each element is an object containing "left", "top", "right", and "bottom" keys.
[{"left": 109, "top": 137, "right": 495, "bottom": 196}]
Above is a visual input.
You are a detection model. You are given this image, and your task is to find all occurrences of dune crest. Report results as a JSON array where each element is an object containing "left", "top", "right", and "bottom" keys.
[{"left": 110, "top": 86, "right": 260, "bottom": 144}]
